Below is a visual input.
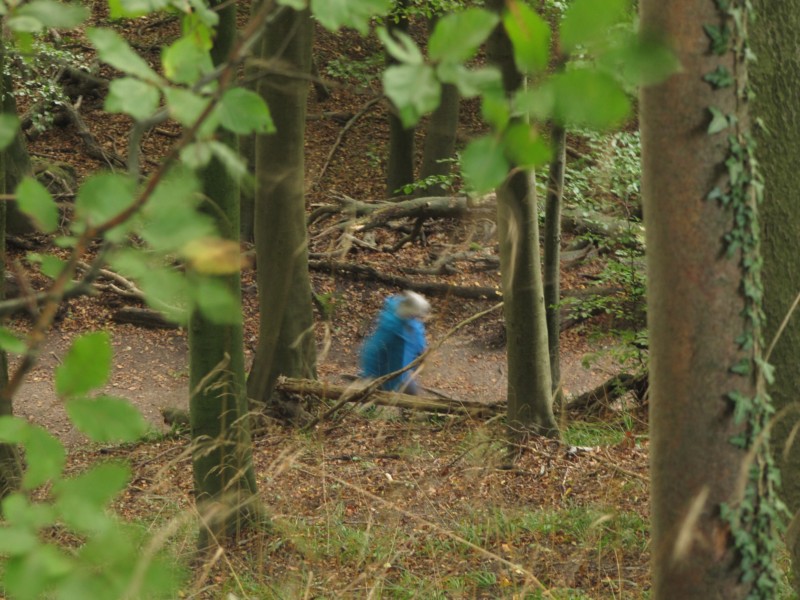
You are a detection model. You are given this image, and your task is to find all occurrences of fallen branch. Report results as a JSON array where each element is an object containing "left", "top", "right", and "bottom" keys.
[
  {"left": 277, "top": 377, "right": 502, "bottom": 417},
  {"left": 112, "top": 306, "right": 176, "bottom": 329},
  {"left": 308, "top": 259, "right": 502, "bottom": 300},
  {"left": 63, "top": 102, "right": 126, "bottom": 169}
]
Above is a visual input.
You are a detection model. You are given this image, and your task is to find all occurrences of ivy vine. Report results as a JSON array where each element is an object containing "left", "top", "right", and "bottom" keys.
[{"left": 704, "top": 0, "right": 786, "bottom": 597}]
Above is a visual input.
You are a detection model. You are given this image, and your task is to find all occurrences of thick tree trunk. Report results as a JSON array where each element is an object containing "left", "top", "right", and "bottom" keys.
[
  {"left": 0, "top": 38, "right": 21, "bottom": 501},
  {"left": 543, "top": 125, "right": 566, "bottom": 402},
  {"left": 247, "top": 7, "right": 317, "bottom": 406},
  {"left": 486, "top": 0, "right": 556, "bottom": 438},
  {"left": 189, "top": 1, "right": 257, "bottom": 547},
  {"left": 419, "top": 80, "right": 459, "bottom": 195},
  {"left": 750, "top": 1, "right": 800, "bottom": 591},
  {"left": 385, "top": 0, "right": 415, "bottom": 197},
  {"left": 3, "top": 70, "right": 35, "bottom": 235},
  {"left": 641, "top": 2, "right": 759, "bottom": 597}
]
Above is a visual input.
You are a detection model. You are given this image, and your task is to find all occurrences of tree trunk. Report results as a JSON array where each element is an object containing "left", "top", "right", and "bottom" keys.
[
  {"left": 3, "top": 70, "right": 35, "bottom": 236},
  {"left": 247, "top": 7, "right": 317, "bottom": 406},
  {"left": 486, "top": 2, "right": 556, "bottom": 438},
  {"left": 0, "top": 36, "right": 21, "bottom": 502},
  {"left": 543, "top": 125, "right": 566, "bottom": 403},
  {"left": 641, "top": 2, "right": 772, "bottom": 597},
  {"left": 385, "top": 0, "right": 415, "bottom": 198},
  {"left": 189, "top": 1, "right": 257, "bottom": 547},
  {"left": 750, "top": 1, "right": 800, "bottom": 591},
  {"left": 419, "top": 70, "right": 459, "bottom": 195}
]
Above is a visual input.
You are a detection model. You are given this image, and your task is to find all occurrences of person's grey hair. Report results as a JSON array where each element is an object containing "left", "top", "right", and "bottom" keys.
[{"left": 397, "top": 290, "right": 431, "bottom": 318}]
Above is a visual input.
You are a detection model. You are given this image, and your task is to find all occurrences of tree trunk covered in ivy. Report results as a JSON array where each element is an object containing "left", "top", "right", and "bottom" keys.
[
  {"left": 543, "top": 125, "right": 566, "bottom": 403},
  {"left": 247, "top": 7, "right": 317, "bottom": 406},
  {"left": 0, "top": 36, "right": 21, "bottom": 502},
  {"left": 189, "top": 1, "right": 257, "bottom": 547},
  {"left": 385, "top": 0, "right": 415, "bottom": 198},
  {"left": 641, "top": 2, "right": 768, "bottom": 597},
  {"left": 750, "top": 0, "right": 800, "bottom": 591},
  {"left": 486, "top": 0, "right": 556, "bottom": 438}
]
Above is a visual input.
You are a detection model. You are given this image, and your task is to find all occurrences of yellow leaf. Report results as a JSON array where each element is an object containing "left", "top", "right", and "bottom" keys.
[{"left": 181, "top": 237, "right": 244, "bottom": 274}]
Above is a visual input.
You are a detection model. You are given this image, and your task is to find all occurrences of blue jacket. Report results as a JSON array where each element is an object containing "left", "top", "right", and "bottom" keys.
[{"left": 359, "top": 296, "right": 427, "bottom": 391}]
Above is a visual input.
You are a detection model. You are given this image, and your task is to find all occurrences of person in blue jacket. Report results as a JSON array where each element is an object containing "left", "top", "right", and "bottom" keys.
[{"left": 359, "top": 291, "right": 430, "bottom": 394}]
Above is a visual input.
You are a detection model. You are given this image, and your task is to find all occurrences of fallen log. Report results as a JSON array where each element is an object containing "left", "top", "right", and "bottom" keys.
[
  {"left": 566, "top": 372, "right": 648, "bottom": 414},
  {"left": 112, "top": 306, "right": 176, "bottom": 329},
  {"left": 276, "top": 376, "right": 503, "bottom": 417}
]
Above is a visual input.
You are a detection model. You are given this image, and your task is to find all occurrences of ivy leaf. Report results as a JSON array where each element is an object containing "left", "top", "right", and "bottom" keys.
[
  {"left": 14, "top": 0, "right": 88, "bottom": 29},
  {"left": 560, "top": 0, "right": 629, "bottom": 51},
  {"left": 66, "top": 397, "right": 148, "bottom": 443},
  {"left": 503, "top": 3, "right": 550, "bottom": 74},
  {"left": 217, "top": 87, "right": 274, "bottom": 135},
  {"left": 15, "top": 177, "right": 58, "bottom": 233},
  {"left": 461, "top": 136, "right": 508, "bottom": 194},
  {"left": 55, "top": 332, "right": 112, "bottom": 398},
  {"left": 704, "top": 65, "right": 734, "bottom": 89},
  {"left": 703, "top": 23, "right": 731, "bottom": 55},
  {"left": 105, "top": 77, "right": 160, "bottom": 121},
  {"left": 382, "top": 64, "right": 441, "bottom": 128},
  {"left": 87, "top": 28, "right": 162, "bottom": 84},
  {"left": 311, "top": 0, "right": 391, "bottom": 35},
  {"left": 0, "top": 113, "right": 19, "bottom": 151},
  {"left": 429, "top": 8, "right": 498, "bottom": 64}
]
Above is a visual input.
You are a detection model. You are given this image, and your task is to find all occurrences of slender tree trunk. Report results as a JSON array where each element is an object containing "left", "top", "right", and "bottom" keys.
[
  {"left": 3, "top": 70, "right": 34, "bottom": 235},
  {"left": 385, "top": 0, "right": 415, "bottom": 197},
  {"left": 750, "top": 1, "right": 800, "bottom": 591},
  {"left": 487, "top": 1, "right": 556, "bottom": 438},
  {"left": 642, "top": 2, "right": 768, "bottom": 597},
  {"left": 543, "top": 125, "right": 566, "bottom": 403},
  {"left": 247, "top": 7, "right": 317, "bottom": 406},
  {"left": 0, "top": 35, "right": 21, "bottom": 501},
  {"left": 189, "top": 1, "right": 257, "bottom": 547}
]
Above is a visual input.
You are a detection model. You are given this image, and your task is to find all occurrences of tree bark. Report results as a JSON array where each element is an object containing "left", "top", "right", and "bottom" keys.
[
  {"left": 2, "top": 70, "right": 35, "bottom": 236},
  {"left": 641, "top": 2, "right": 755, "bottom": 597},
  {"left": 419, "top": 74, "right": 459, "bottom": 195},
  {"left": 385, "top": 0, "right": 415, "bottom": 198},
  {"left": 0, "top": 36, "right": 21, "bottom": 502},
  {"left": 750, "top": 0, "right": 800, "bottom": 591},
  {"left": 247, "top": 7, "right": 317, "bottom": 407},
  {"left": 487, "top": 2, "right": 557, "bottom": 439},
  {"left": 544, "top": 125, "right": 566, "bottom": 403},
  {"left": 189, "top": 0, "right": 257, "bottom": 547}
]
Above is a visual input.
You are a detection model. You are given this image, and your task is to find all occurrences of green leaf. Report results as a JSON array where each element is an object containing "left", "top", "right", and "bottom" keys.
[
  {"left": 437, "top": 64, "right": 502, "bottom": 98},
  {"left": 110, "top": 250, "right": 189, "bottom": 323},
  {"left": 382, "top": 64, "right": 441, "bottom": 128},
  {"left": 105, "top": 77, "right": 160, "bottom": 121},
  {"left": 377, "top": 28, "right": 423, "bottom": 65},
  {"left": 7, "top": 15, "right": 43, "bottom": 33},
  {"left": 503, "top": 3, "right": 550, "bottom": 74},
  {"left": 209, "top": 141, "right": 249, "bottom": 182},
  {"left": 55, "top": 331, "right": 112, "bottom": 398},
  {"left": 0, "top": 416, "right": 29, "bottom": 443},
  {"left": 429, "top": 8, "right": 498, "bottom": 64},
  {"left": 74, "top": 172, "right": 137, "bottom": 239},
  {"left": 600, "top": 33, "right": 681, "bottom": 87},
  {"left": 0, "top": 327, "right": 26, "bottom": 354},
  {"left": 162, "top": 35, "right": 213, "bottom": 85},
  {"left": 560, "top": 0, "right": 629, "bottom": 51},
  {"left": 1, "top": 493, "right": 55, "bottom": 528},
  {"left": 502, "top": 122, "right": 552, "bottom": 168},
  {"left": 15, "top": 0, "right": 87, "bottom": 28},
  {"left": 461, "top": 136, "right": 509, "bottom": 194},
  {"left": 108, "top": 0, "right": 170, "bottom": 18},
  {"left": 311, "top": 0, "right": 391, "bottom": 34},
  {"left": 481, "top": 88, "right": 510, "bottom": 130},
  {"left": 87, "top": 28, "right": 162, "bottom": 84},
  {"left": 538, "top": 69, "right": 631, "bottom": 129},
  {"left": 53, "top": 462, "right": 131, "bottom": 533},
  {"left": 27, "top": 253, "right": 67, "bottom": 280},
  {"left": 15, "top": 177, "right": 58, "bottom": 233},
  {"left": 139, "top": 168, "right": 215, "bottom": 252},
  {"left": 163, "top": 87, "right": 215, "bottom": 130},
  {"left": 4, "top": 547, "right": 73, "bottom": 600},
  {"left": 0, "top": 113, "right": 19, "bottom": 151},
  {"left": 278, "top": 0, "right": 306, "bottom": 7},
  {"left": 708, "top": 106, "right": 730, "bottom": 134},
  {"left": 0, "top": 526, "right": 39, "bottom": 555},
  {"left": 180, "top": 142, "right": 213, "bottom": 169},
  {"left": 192, "top": 277, "right": 240, "bottom": 324},
  {"left": 22, "top": 425, "right": 65, "bottom": 489},
  {"left": 66, "top": 397, "right": 148, "bottom": 443},
  {"left": 703, "top": 23, "right": 731, "bottom": 55},
  {"left": 217, "top": 87, "right": 274, "bottom": 135}
]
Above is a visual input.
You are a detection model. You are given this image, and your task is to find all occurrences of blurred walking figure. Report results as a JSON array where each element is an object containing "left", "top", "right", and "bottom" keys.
[{"left": 359, "top": 291, "right": 430, "bottom": 394}]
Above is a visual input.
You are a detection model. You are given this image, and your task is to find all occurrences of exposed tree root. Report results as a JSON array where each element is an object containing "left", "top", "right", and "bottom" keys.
[{"left": 566, "top": 372, "right": 648, "bottom": 414}]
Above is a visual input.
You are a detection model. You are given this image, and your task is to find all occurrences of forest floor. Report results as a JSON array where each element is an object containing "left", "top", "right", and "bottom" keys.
[{"left": 2, "top": 10, "right": 658, "bottom": 600}]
